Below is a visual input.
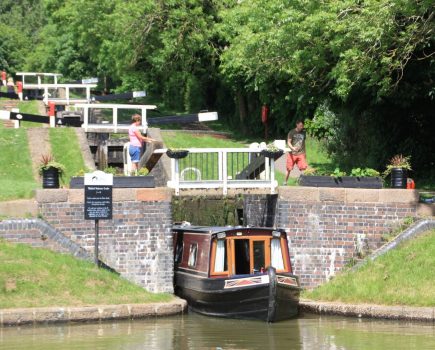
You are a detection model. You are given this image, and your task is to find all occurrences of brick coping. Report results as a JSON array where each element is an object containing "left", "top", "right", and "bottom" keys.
[
  {"left": 300, "top": 299, "right": 435, "bottom": 322},
  {"left": 0, "top": 298, "right": 187, "bottom": 326}
]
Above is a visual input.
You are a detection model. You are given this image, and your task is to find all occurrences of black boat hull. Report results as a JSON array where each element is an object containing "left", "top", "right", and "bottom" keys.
[{"left": 174, "top": 268, "right": 300, "bottom": 322}]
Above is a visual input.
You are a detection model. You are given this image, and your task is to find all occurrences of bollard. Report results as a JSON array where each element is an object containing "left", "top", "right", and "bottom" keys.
[
  {"left": 16, "top": 81, "right": 23, "bottom": 101},
  {"left": 48, "top": 102, "right": 56, "bottom": 127}
]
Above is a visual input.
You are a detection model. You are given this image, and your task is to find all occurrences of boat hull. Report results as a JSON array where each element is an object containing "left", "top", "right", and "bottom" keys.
[{"left": 174, "top": 268, "right": 300, "bottom": 322}]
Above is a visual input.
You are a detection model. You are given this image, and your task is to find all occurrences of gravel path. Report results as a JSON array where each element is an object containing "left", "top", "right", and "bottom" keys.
[{"left": 26, "top": 128, "right": 51, "bottom": 181}]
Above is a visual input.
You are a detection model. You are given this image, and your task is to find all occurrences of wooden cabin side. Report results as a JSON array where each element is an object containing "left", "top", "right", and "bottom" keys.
[
  {"left": 208, "top": 229, "right": 293, "bottom": 278},
  {"left": 174, "top": 230, "right": 211, "bottom": 276}
]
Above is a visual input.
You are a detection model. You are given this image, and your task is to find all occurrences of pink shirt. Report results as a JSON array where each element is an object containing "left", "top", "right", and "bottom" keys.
[{"left": 129, "top": 123, "right": 142, "bottom": 147}]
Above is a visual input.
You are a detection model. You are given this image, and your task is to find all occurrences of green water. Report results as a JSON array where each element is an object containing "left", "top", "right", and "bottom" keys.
[{"left": 1, "top": 313, "right": 434, "bottom": 350}]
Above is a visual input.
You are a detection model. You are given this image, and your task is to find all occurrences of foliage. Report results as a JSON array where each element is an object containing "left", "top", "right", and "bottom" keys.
[
  {"left": 38, "top": 154, "right": 66, "bottom": 175},
  {"left": 2, "top": 0, "right": 433, "bottom": 181},
  {"left": 383, "top": 154, "right": 412, "bottom": 178},
  {"left": 103, "top": 166, "right": 118, "bottom": 175},
  {"left": 331, "top": 167, "right": 347, "bottom": 178},
  {"left": 137, "top": 167, "right": 149, "bottom": 176},
  {"left": 350, "top": 168, "right": 380, "bottom": 177}
]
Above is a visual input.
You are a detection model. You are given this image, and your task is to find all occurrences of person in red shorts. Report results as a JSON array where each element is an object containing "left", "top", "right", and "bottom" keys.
[{"left": 284, "top": 120, "right": 308, "bottom": 185}]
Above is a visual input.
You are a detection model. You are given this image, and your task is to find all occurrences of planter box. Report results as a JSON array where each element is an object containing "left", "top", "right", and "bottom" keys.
[
  {"left": 299, "top": 175, "right": 383, "bottom": 189},
  {"left": 70, "top": 176, "right": 155, "bottom": 189}
]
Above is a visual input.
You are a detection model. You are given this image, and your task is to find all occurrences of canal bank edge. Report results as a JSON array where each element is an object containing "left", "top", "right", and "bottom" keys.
[
  {"left": 300, "top": 300, "right": 435, "bottom": 322},
  {"left": 0, "top": 298, "right": 187, "bottom": 326}
]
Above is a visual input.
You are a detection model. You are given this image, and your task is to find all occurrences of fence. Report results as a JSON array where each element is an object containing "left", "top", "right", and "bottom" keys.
[{"left": 161, "top": 148, "right": 279, "bottom": 195}]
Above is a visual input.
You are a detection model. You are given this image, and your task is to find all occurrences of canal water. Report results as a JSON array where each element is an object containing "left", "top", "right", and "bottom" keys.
[{"left": 1, "top": 313, "right": 434, "bottom": 350}]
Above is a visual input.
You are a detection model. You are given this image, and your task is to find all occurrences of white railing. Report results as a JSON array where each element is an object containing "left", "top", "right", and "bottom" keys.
[
  {"left": 74, "top": 103, "right": 157, "bottom": 133},
  {"left": 158, "top": 148, "right": 279, "bottom": 195}
]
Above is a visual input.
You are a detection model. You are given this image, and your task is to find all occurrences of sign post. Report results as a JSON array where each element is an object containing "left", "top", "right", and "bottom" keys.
[{"left": 84, "top": 171, "right": 113, "bottom": 266}]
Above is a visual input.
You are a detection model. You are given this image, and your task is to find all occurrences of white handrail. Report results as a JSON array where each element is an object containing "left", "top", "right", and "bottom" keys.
[{"left": 165, "top": 148, "right": 280, "bottom": 195}]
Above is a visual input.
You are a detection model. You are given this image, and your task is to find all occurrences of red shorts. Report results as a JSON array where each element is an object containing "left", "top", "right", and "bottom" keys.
[{"left": 286, "top": 153, "right": 308, "bottom": 171}]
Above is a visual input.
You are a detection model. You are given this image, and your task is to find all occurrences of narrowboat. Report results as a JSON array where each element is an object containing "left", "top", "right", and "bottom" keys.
[{"left": 172, "top": 224, "right": 300, "bottom": 322}]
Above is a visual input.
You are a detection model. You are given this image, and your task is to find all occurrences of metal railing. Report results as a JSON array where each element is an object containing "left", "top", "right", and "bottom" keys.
[{"left": 164, "top": 148, "right": 279, "bottom": 195}]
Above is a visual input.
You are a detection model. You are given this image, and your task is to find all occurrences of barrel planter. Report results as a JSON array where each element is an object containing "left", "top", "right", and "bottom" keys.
[
  {"left": 70, "top": 175, "right": 155, "bottom": 189},
  {"left": 390, "top": 168, "right": 407, "bottom": 189},
  {"left": 42, "top": 167, "right": 60, "bottom": 189},
  {"left": 166, "top": 150, "right": 189, "bottom": 159},
  {"left": 260, "top": 149, "right": 284, "bottom": 159},
  {"left": 299, "top": 175, "right": 383, "bottom": 189}
]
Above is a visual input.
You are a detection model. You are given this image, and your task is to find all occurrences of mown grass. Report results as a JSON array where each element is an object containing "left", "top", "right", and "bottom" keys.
[
  {"left": 303, "top": 230, "right": 435, "bottom": 306},
  {"left": 49, "top": 128, "right": 86, "bottom": 185},
  {"left": 0, "top": 128, "right": 38, "bottom": 200},
  {"left": 0, "top": 240, "right": 172, "bottom": 308}
]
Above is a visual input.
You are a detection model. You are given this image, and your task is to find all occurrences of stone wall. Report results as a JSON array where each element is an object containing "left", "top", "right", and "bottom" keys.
[
  {"left": 245, "top": 187, "right": 422, "bottom": 288},
  {"left": 35, "top": 188, "right": 173, "bottom": 293}
]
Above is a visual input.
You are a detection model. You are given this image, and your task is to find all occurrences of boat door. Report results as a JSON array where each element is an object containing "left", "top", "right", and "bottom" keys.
[{"left": 229, "top": 237, "right": 271, "bottom": 275}]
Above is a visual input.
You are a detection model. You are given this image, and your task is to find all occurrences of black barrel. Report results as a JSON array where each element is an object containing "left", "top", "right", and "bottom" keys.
[
  {"left": 42, "top": 167, "right": 60, "bottom": 189},
  {"left": 391, "top": 168, "right": 407, "bottom": 188}
]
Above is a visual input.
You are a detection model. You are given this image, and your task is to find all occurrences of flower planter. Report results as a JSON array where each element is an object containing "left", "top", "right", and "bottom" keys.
[
  {"left": 390, "top": 168, "right": 407, "bottom": 189},
  {"left": 42, "top": 167, "right": 60, "bottom": 189},
  {"left": 260, "top": 149, "right": 284, "bottom": 158},
  {"left": 299, "top": 175, "right": 383, "bottom": 189},
  {"left": 70, "top": 176, "right": 155, "bottom": 189},
  {"left": 166, "top": 150, "right": 189, "bottom": 159}
]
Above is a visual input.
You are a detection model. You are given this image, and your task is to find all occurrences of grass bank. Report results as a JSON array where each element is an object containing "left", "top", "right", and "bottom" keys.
[
  {"left": 0, "top": 240, "right": 172, "bottom": 308},
  {"left": 303, "top": 230, "right": 435, "bottom": 307},
  {"left": 0, "top": 128, "right": 37, "bottom": 200},
  {"left": 50, "top": 128, "right": 86, "bottom": 186}
]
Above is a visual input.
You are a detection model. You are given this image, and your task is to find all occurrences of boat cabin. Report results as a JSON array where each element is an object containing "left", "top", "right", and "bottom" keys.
[{"left": 173, "top": 226, "right": 293, "bottom": 278}]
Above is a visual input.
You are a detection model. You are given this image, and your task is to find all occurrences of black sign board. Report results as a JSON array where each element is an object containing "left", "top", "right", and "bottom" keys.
[{"left": 84, "top": 185, "right": 112, "bottom": 220}]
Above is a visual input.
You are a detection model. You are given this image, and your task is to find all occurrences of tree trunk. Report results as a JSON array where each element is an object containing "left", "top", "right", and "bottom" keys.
[{"left": 236, "top": 89, "right": 247, "bottom": 134}]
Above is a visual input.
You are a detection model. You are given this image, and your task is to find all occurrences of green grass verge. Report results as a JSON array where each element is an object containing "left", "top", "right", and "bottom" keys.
[
  {"left": 49, "top": 128, "right": 86, "bottom": 186},
  {"left": 0, "top": 240, "right": 172, "bottom": 308},
  {"left": 303, "top": 230, "right": 435, "bottom": 307},
  {"left": 0, "top": 128, "right": 38, "bottom": 200}
]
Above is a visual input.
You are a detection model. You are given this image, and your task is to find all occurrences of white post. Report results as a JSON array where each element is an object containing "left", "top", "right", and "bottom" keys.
[
  {"left": 141, "top": 108, "right": 147, "bottom": 132},
  {"left": 37, "top": 75, "right": 41, "bottom": 88},
  {"left": 222, "top": 150, "right": 228, "bottom": 195},
  {"left": 54, "top": 75, "right": 58, "bottom": 85},
  {"left": 22, "top": 75, "right": 25, "bottom": 87},
  {"left": 218, "top": 151, "right": 223, "bottom": 181},
  {"left": 265, "top": 156, "right": 270, "bottom": 180},
  {"left": 83, "top": 107, "right": 89, "bottom": 132},
  {"left": 270, "top": 158, "right": 276, "bottom": 194},
  {"left": 86, "top": 86, "right": 91, "bottom": 102},
  {"left": 113, "top": 108, "right": 118, "bottom": 133},
  {"left": 174, "top": 158, "right": 180, "bottom": 196},
  {"left": 43, "top": 87, "right": 48, "bottom": 105},
  {"left": 66, "top": 87, "right": 70, "bottom": 105}
]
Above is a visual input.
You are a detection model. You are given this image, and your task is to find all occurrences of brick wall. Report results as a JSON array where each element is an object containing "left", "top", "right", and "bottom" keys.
[
  {"left": 246, "top": 187, "right": 420, "bottom": 288},
  {"left": 35, "top": 188, "right": 174, "bottom": 293}
]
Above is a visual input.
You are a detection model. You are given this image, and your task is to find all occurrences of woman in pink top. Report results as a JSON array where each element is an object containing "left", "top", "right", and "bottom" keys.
[{"left": 129, "top": 114, "right": 155, "bottom": 175}]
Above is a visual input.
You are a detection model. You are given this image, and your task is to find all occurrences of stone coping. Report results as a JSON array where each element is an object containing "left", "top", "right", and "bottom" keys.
[
  {"left": 0, "top": 298, "right": 187, "bottom": 326},
  {"left": 300, "top": 300, "right": 435, "bottom": 322},
  {"left": 35, "top": 187, "right": 172, "bottom": 203},
  {"left": 279, "top": 186, "right": 423, "bottom": 204}
]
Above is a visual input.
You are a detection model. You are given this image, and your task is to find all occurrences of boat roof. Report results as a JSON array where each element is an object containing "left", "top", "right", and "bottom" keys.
[{"left": 172, "top": 224, "right": 285, "bottom": 235}]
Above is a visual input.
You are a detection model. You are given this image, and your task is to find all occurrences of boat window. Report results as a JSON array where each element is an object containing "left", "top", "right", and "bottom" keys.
[
  {"left": 271, "top": 238, "right": 284, "bottom": 270},
  {"left": 175, "top": 241, "right": 183, "bottom": 265},
  {"left": 253, "top": 241, "right": 265, "bottom": 273},
  {"left": 234, "top": 239, "right": 250, "bottom": 275},
  {"left": 188, "top": 243, "right": 198, "bottom": 267},
  {"left": 214, "top": 239, "right": 227, "bottom": 272}
]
